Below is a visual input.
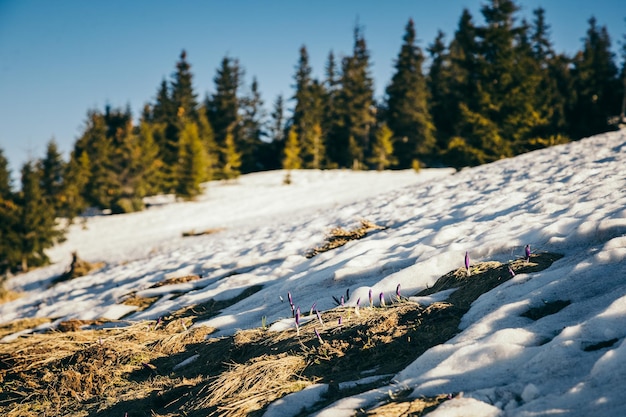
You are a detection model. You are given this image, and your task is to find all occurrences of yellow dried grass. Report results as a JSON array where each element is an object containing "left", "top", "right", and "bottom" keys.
[{"left": 193, "top": 354, "right": 310, "bottom": 417}]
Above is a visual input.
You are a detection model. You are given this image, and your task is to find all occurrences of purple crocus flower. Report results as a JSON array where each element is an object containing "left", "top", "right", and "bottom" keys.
[
  {"left": 295, "top": 306, "right": 301, "bottom": 335},
  {"left": 288, "top": 291, "right": 293, "bottom": 305},
  {"left": 340, "top": 295, "right": 344, "bottom": 307},
  {"left": 525, "top": 244, "right": 531, "bottom": 262},
  {"left": 508, "top": 265, "right": 515, "bottom": 277},
  {"left": 314, "top": 328, "right": 324, "bottom": 344},
  {"left": 465, "top": 251, "right": 471, "bottom": 276},
  {"left": 379, "top": 292, "right": 386, "bottom": 307},
  {"left": 310, "top": 302, "right": 317, "bottom": 316},
  {"left": 369, "top": 288, "right": 373, "bottom": 308},
  {"left": 396, "top": 284, "right": 402, "bottom": 301},
  {"left": 316, "top": 309, "right": 324, "bottom": 326},
  {"left": 355, "top": 297, "right": 361, "bottom": 316}
]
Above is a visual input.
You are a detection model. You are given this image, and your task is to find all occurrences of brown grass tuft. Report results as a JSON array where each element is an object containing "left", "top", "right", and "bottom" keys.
[
  {"left": 191, "top": 354, "right": 310, "bottom": 416},
  {"left": 182, "top": 228, "right": 225, "bottom": 237},
  {"left": 0, "top": 252, "right": 564, "bottom": 417},
  {"left": 306, "top": 219, "right": 387, "bottom": 258}
]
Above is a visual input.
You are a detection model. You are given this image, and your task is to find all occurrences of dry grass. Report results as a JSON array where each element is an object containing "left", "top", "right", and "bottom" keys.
[
  {"left": 0, "top": 252, "right": 563, "bottom": 417},
  {"left": 52, "top": 251, "right": 106, "bottom": 285},
  {"left": 362, "top": 393, "right": 451, "bottom": 416},
  {"left": 192, "top": 354, "right": 310, "bottom": 416},
  {"left": 182, "top": 228, "right": 225, "bottom": 237},
  {"left": 0, "top": 286, "right": 21, "bottom": 305},
  {"left": 306, "top": 219, "right": 387, "bottom": 258},
  {"left": 149, "top": 274, "right": 202, "bottom": 288}
]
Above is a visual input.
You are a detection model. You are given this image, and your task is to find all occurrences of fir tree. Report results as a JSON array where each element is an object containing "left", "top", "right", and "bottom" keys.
[
  {"left": 239, "top": 77, "right": 266, "bottom": 173},
  {"left": 38, "top": 139, "right": 65, "bottom": 216},
  {"left": 222, "top": 125, "right": 241, "bottom": 180},
  {"left": 291, "top": 46, "right": 326, "bottom": 169},
  {"left": 16, "top": 161, "right": 63, "bottom": 272},
  {"left": 197, "top": 107, "right": 218, "bottom": 181},
  {"left": 333, "top": 25, "right": 376, "bottom": 169},
  {"left": 282, "top": 126, "right": 302, "bottom": 170},
  {"left": 0, "top": 149, "right": 20, "bottom": 272},
  {"left": 61, "top": 150, "right": 90, "bottom": 219},
  {"left": 569, "top": 17, "right": 621, "bottom": 139},
  {"left": 368, "top": 122, "right": 397, "bottom": 171},
  {"left": 171, "top": 50, "right": 199, "bottom": 121},
  {"left": 176, "top": 121, "right": 208, "bottom": 199},
  {"left": 207, "top": 56, "right": 243, "bottom": 178},
  {"left": 75, "top": 110, "right": 118, "bottom": 209},
  {"left": 427, "top": 30, "right": 455, "bottom": 152},
  {"left": 385, "top": 18, "right": 435, "bottom": 168}
]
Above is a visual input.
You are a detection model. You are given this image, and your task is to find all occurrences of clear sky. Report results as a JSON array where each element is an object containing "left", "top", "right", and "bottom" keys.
[{"left": 0, "top": 0, "right": 624, "bottom": 182}]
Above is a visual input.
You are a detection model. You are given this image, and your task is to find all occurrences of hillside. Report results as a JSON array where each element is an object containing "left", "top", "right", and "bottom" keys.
[{"left": 1, "top": 130, "right": 625, "bottom": 416}]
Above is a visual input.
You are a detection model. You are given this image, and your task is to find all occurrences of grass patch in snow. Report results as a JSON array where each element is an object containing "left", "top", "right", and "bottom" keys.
[
  {"left": 0, "top": 254, "right": 562, "bottom": 416},
  {"left": 182, "top": 227, "right": 225, "bottom": 237},
  {"left": 305, "top": 219, "right": 387, "bottom": 258}
]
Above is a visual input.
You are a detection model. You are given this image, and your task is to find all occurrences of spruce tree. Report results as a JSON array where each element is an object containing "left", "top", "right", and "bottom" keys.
[
  {"left": 176, "top": 121, "right": 208, "bottom": 199},
  {"left": 368, "top": 122, "right": 397, "bottom": 171},
  {"left": 0, "top": 149, "right": 20, "bottom": 272},
  {"left": 16, "top": 161, "right": 63, "bottom": 271},
  {"left": 61, "top": 149, "right": 90, "bottom": 219},
  {"left": 171, "top": 50, "right": 199, "bottom": 121},
  {"left": 207, "top": 56, "right": 243, "bottom": 178},
  {"left": 239, "top": 77, "right": 266, "bottom": 173},
  {"left": 569, "top": 17, "right": 621, "bottom": 139},
  {"left": 283, "top": 126, "right": 302, "bottom": 170},
  {"left": 222, "top": 125, "right": 242, "bottom": 180},
  {"left": 427, "top": 30, "right": 455, "bottom": 152},
  {"left": 197, "top": 106, "right": 218, "bottom": 182},
  {"left": 38, "top": 139, "right": 66, "bottom": 216},
  {"left": 291, "top": 46, "right": 326, "bottom": 169},
  {"left": 385, "top": 18, "right": 435, "bottom": 168},
  {"left": 333, "top": 25, "right": 376, "bottom": 169},
  {"left": 76, "top": 110, "right": 118, "bottom": 209}
]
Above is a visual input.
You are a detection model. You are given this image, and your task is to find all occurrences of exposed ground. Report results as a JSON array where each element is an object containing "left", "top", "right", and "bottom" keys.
[{"left": 0, "top": 252, "right": 562, "bottom": 417}]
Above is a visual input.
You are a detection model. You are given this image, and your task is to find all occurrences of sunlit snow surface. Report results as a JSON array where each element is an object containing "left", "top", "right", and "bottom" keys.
[{"left": 2, "top": 130, "right": 626, "bottom": 416}]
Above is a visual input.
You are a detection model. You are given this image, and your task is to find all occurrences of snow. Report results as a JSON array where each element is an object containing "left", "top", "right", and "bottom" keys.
[{"left": 1, "top": 130, "right": 626, "bottom": 416}]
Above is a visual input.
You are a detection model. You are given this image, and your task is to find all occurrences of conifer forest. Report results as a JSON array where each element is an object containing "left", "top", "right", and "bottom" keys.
[{"left": 1, "top": 0, "right": 625, "bottom": 273}]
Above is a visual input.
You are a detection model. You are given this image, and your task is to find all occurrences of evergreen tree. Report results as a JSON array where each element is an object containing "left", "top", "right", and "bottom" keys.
[
  {"left": 385, "top": 18, "right": 435, "bottom": 168},
  {"left": 569, "top": 17, "right": 621, "bottom": 139},
  {"left": 239, "top": 77, "right": 266, "bottom": 173},
  {"left": 38, "top": 139, "right": 65, "bottom": 216},
  {"left": 0, "top": 149, "right": 20, "bottom": 272},
  {"left": 269, "top": 94, "right": 286, "bottom": 143},
  {"left": 427, "top": 30, "right": 455, "bottom": 152},
  {"left": 197, "top": 106, "right": 218, "bottom": 181},
  {"left": 61, "top": 149, "right": 90, "bottom": 219},
  {"left": 322, "top": 51, "right": 340, "bottom": 168},
  {"left": 368, "top": 122, "right": 397, "bottom": 171},
  {"left": 222, "top": 125, "right": 241, "bottom": 180},
  {"left": 176, "top": 121, "right": 208, "bottom": 199},
  {"left": 75, "top": 110, "right": 118, "bottom": 209},
  {"left": 291, "top": 46, "right": 326, "bottom": 169},
  {"left": 207, "top": 56, "right": 243, "bottom": 178},
  {"left": 529, "top": 8, "right": 572, "bottom": 144},
  {"left": 282, "top": 126, "right": 302, "bottom": 170},
  {"left": 171, "top": 50, "right": 199, "bottom": 121},
  {"left": 333, "top": 25, "right": 376, "bottom": 169},
  {"left": 16, "top": 161, "right": 63, "bottom": 272}
]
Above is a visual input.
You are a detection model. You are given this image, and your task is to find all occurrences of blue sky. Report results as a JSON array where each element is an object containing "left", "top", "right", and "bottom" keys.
[{"left": 0, "top": 0, "right": 624, "bottom": 182}]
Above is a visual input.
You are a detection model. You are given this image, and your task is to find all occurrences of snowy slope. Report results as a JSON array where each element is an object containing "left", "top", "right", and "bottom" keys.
[{"left": 1, "top": 130, "right": 625, "bottom": 416}]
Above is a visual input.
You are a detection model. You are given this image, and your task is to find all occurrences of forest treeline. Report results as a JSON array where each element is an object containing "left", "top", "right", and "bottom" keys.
[{"left": 1, "top": 0, "right": 625, "bottom": 273}]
